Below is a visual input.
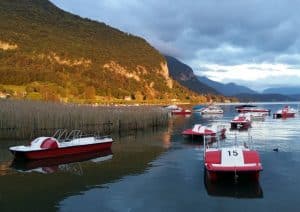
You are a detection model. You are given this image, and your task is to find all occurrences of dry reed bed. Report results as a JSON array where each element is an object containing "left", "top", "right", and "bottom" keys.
[{"left": 0, "top": 100, "right": 169, "bottom": 139}]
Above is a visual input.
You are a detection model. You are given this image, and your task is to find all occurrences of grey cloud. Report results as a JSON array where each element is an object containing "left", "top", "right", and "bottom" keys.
[
  {"left": 51, "top": 0, "right": 300, "bottom": 58},
  {"left": 198, "top": 67, "right": 227, "bottom": 73},
  {"left": 225, "top": 75, "right": 300, "bottom": 91},
  {"left": 50, "top": 0, "right": 300, "bottom": 87}
]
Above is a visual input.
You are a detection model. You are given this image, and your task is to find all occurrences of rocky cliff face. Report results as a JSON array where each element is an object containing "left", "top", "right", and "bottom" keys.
[
  {"left": 158, "top": 62, "right": 173, "bottom": 89},
  {"left": 165, "top": 55, "right": 218, "bottom": 94}
]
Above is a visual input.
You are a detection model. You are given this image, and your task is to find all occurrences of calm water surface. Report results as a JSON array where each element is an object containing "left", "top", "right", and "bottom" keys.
[{"left": 1, "top": 103, "right": 300, "bottom": 211}]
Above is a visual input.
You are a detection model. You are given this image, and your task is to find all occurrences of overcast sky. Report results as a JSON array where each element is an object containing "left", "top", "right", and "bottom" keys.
[{"left": 50, "top": 0, "right": 300, "bottom": 91}]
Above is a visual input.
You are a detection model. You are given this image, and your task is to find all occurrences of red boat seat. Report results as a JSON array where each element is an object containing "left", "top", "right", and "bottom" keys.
[
  {"left": 243, "top": 150, "right": 260, "bottom": 164},
  {"left": 205, "top": 151, "right": 221, "bottom": 164},
  {"left": 40, "top": 138, "right": 59, "bottom": 149}
]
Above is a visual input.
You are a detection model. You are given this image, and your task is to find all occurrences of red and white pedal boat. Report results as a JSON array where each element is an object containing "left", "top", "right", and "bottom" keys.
[
  {"left": 164, "top": 104, "right": 180, "bottom": 111},
  {"left": 171, "top": 107, "right": 192, "bottom": 115},
  {"left": 230, "top": 113, "right": 252, "bottom": 129},
  {"left": 273, "top": 105, "right": 297, "bottom": 119},
  {"left": 182, "top": 124, "right": 226, "bottom": 140},
  {"left": 204, "top": 133, "right": 263, "bottom": 182},
  {"left": 200, "top": 105, "right": 223, "bottom": 115},
  {"left": 9, "top": 129, "right": 113, "bottom": 160},
  {"left": 205, "top": 146, "right": 262, "bottom": 181},
  {"left": 236, "top": 105, "right": 270, "bottom": 115}
]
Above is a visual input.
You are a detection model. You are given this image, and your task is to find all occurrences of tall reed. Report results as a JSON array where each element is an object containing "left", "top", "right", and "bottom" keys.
[{"left": 0, "top": 99, "right": 169, "bottom": 140}]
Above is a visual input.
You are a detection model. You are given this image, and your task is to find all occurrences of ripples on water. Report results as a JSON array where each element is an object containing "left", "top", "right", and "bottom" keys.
[
  {"left": 187, "top": 103, "right": 300, "bottom": 153},
  {"left": 0, "top": 103, "right": 300, "bottom": 211}
]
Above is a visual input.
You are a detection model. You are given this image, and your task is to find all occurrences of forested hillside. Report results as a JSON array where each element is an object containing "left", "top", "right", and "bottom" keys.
[{"left": 0, "top": 0, "right": 205, "bottom": 103}]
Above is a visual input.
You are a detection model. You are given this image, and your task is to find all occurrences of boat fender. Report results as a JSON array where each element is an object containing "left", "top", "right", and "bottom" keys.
[{"left": 40, "top": 138, "right": 59, "bottom": 149}]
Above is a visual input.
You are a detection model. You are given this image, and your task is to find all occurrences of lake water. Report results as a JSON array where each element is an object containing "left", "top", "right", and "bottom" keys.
[{"left": 1, "top": 103, "right": 300, "bottom": 211}]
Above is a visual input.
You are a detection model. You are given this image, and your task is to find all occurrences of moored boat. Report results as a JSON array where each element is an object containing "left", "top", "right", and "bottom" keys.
[
  {"left": 192, "top": 105, "right": 204, "bottom": 112},
  {"left": 230, "top": 113, "right": 252, "bottom": 129},
  {"left": 171, "top": 107, "right": 192, "bottom": 115},
  {"left": 182, "top": 124, "right": 226, "bottom": 141},
  {"left": 9, "top": 129, "right": 113, "bottom": 160},
  {"left": 236, "top": 105, "right": 270, "bottom": 115},
  {"left": 200, "top": 105, "right": 223, "bottom": 114},
  {"left": 273, "top": 105, "right": 297, "bottom": 119},
  {"left": 164, "top": 104, "right": 180, "bottom": 111},
  {"left": 204, "top": 135, "right": 263, "bottom": 182},
  {"left": 235, "top": 104, "right": 256, "bottom": 109}
]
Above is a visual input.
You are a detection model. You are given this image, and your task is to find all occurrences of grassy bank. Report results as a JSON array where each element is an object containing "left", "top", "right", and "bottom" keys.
[{"left": 0, "top": 99, "right": 169, "bottom": 140}]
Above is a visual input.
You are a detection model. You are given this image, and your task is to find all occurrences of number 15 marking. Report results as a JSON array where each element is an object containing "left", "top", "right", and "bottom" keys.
[{"left": 228, "top": 150, "right": 238, "bottom": 156}]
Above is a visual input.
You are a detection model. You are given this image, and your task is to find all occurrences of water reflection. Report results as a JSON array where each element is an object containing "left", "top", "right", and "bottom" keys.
[
  {"left": 201, "top": 114, "right": 224, "bottom": 119},
  {"left": 0, "top": 161, "right": 11, "bottom": 176},
  {"left": 11, "top": 150, "right": 113, "bottom": 174},
  {"left": 1, "top": 103, "right": 300, "bottom": 211},
  {"left": 204, "top": 175, "right": 263, "bottom": 198},
  {"left": 182, "top": 139, "right": 204, "bottom": 147},
  {"left": 0, "top": 130, "right": 167, "bottom": 212}
]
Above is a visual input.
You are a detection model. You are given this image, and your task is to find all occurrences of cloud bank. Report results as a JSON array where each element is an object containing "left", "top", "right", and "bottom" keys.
[{"left": 51, "top": 0, "right": 300, "bottom": 90}]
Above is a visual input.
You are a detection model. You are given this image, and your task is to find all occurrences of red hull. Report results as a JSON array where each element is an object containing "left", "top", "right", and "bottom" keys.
[
  {"left": 206, "top": 164, "right": 262, "bottom": 172},
  {"left": 273, "top": 113, "right": 295, "bottom": 119},
  {"left": 11, "top": 150, "right": 112, "bottom": 171},
  {"left": 237, "top": 108, "right": 270, "bottom": 113},
  {"left": 182, "top": 129, "right": 226, "bottom": 139},
  {"left": 10, "top": 142, "right": 112, "bottom": 160},
  {"left": 171, "top": 111, "right": 192, "bottom": 115},
  {"left": 273, "top": 106, "right": 297, "bottom": 119},
  {"left": 182, "top": 129, "right": 216, "bottom": 136}
]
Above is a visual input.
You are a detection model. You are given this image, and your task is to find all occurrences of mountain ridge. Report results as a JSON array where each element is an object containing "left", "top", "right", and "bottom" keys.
[
  {"left": 165, "top": 55, "right": 219, "bottom": 95},
  {"left": 197, "top": 76, "right": 257, "bottom": 96},
  {"left": 263, "top": 86, "right": 300, "bottom": 95},
  {"left": 234, "top": 93, "right": 296, "bottom": 102},
  {"left": 0, "top": 0, "right": 212, "bottom": 103}
]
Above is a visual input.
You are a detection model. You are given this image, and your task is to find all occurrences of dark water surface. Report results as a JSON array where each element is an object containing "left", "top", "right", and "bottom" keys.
[{"left": 1, "top": 103, "right": 300, "bottom": 211}]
